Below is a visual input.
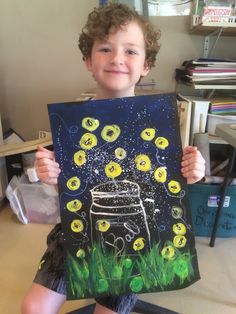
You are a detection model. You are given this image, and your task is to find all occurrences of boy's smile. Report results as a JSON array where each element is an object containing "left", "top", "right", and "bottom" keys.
[{"left": 85, "top": 22, "right": 149, "bottom": 99}]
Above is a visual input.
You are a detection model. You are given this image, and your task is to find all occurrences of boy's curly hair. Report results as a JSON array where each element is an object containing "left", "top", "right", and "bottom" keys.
[{"left": 78, "top": 3, "right": 161, "bottom": 69}]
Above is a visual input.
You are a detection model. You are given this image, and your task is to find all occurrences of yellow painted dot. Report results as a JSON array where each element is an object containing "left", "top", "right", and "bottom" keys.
[
  {"left": 173, "top": 235, "right": 187, "bottom": 248},
  {"left": 105, "top": 161, "right": 122, "bottom": 178},
  {"left": 66, "top": 199, "right": 82, "bottom": 212},
  {"left": 76, "top": 249, "right": 86, "bottom": 258},
  {"left": 74, "top": 150, "right": 86, "bottom": 166},
  {"left": 101, "top": 125, "right": 120, "bottom": 142},
  {"left": 171, "top": 206, "right": 183, "bottom": 219},
  {"left": 71, "top": 219, "right": 84, "bottom": 232},
  {"left": 161, "top": 246, "right": 175, "bottom": 259},
  {"left": 115, "top": 147, "right": 127, "bottom": 160},
  {"left": 168, "top": 180, "right": 181, "bottom": 194},
  {"left": 80, "top": 133, "right": 97, "bottom": 150},
  {"left": 135, "top": 154, "right": 151, "bottom": 172},
  {"left": 140, "top": 128, "right": 156, "bottom": 141},
  {"left": 133, "top": 238, "right": 145, "bottom": 251},
  {"left": 155, "top": 137, "right": 169, "bottom": 149},
  {"left": 66, "top": 176, "right": 81, "bottom": 191},
  {"left": 173, "top": 223, "right": 186, "bottom": 235},
  {"left": 96, "top": 220, "right": 110, "bottom": 232},
  {"left": 82, "top": 117, "right": 99, "bottom": 131},
  {"left": 154, "top": 167, "right": 167, "bottom": 183}
]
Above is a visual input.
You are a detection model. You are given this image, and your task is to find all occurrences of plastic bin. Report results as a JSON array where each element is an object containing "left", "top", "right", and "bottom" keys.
[
  {"left": 188, "top": 183, "right": 236, "bottom": 237},
  {"left": 6, "top": 175, "right": 60, "bottom": 224},
  {"left": 19, "top": 183, "right": 60, "bottom": 224}
]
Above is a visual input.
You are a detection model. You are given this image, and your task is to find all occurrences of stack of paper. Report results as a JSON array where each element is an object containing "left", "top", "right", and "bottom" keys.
[
  {"left": 176, "top": 58, "right": 236, "bottom": 89},
  {"left": 210, "top": 98, "right": 236, "bottom": 115}
]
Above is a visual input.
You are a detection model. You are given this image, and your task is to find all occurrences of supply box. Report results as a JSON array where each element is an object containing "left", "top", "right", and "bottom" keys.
[{"left": 188, "top": 183, "right": 236, "bottom": 237}]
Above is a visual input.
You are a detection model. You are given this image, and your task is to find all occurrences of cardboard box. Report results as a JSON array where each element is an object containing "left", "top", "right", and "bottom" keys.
[{"left": 188, "top": 183, "right": 236, "bottom": 237}]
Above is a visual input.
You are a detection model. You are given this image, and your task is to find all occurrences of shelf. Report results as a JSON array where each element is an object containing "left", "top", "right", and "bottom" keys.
[
  {"left": 193, "top": 85, "right": 236, "bottom": 90},
  {"left": 190, "top": 24, "right": 236, "bottom": 36},
  {"left": 190, "top": 13, "right": 236, "bottom": 36},
  {"left": 209, "top": 135, "right": 228, "bottom": 145},
  {"left": 0, "top": 137, "right": 52, "bottom": 157}
]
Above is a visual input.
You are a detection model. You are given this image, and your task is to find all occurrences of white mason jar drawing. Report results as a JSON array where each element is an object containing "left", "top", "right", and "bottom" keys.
[{"left": 90, "top": 180, "right": 151, "bottom": 256}]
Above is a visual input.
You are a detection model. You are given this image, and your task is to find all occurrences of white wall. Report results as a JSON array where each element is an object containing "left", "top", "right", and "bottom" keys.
[
  {"left": 0, "top": 1, "right": 236, "bottom": 140},
  {"left": 0, "top": 0, "right": 97, "bottom": 139}
]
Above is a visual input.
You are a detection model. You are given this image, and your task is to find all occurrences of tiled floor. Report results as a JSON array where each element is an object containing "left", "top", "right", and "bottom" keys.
[{"left": 1, "top": 203, "right": 236, "bottom": 314}]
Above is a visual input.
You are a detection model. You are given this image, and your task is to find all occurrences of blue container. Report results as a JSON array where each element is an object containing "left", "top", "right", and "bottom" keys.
[{"left": 188, "top": 183, "right": 236, "bottom": 237}]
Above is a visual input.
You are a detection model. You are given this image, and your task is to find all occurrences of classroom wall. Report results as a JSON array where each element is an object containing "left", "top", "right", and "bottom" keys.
[{"left": 0, "top": 0, "right": 236, "bottom": 140}]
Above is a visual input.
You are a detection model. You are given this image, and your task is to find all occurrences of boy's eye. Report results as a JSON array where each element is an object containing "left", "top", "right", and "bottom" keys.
[
  {"left": 99, "top": 47, "right": 111, "bottom": 53},
  {"left": 126, "top": 49, "right": 138, "bottom": 55}
]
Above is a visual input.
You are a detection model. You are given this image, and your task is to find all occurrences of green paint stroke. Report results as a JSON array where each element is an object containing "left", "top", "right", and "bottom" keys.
[{"left": 66, "top": 242, "right": 195, "bottom": 299}]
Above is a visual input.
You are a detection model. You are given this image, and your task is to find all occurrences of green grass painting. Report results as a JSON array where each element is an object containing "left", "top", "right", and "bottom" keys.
[{"left": 66, "top": 242, "right": 196, "bottom": 299}]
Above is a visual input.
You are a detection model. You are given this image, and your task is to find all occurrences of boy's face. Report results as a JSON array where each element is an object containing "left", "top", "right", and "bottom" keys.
[{"left": 85, "top": 21, "right": 149, "bottom": 99}]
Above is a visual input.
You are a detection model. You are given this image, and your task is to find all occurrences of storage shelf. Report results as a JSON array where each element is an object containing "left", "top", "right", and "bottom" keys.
[
  {"left": 193, "top": 85, "right": 236, "bottom": 90},
  {"left": 209, "top": 135, "right": 228, "bottom": 145},
  {"left": 190, "top": 24, "right": 236, "bottom": 36},
  {"left": 190, "top": 13, "right": 236, "bottom": 36}
]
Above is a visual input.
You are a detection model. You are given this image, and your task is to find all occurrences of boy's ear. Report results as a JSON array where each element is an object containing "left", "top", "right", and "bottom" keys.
[
  {"left": 141, "top": 61, "right": 150, "bottom": 77},
  {"left": 84, "top": 57, "right": 92, "bottom": 72}
]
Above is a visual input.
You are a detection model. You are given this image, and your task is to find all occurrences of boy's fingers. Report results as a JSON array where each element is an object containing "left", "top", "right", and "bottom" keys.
[{"left": 36, "top": 146, "right": 55, "bottom": 161}]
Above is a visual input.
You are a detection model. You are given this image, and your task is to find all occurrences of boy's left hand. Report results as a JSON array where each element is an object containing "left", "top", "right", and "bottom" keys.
[{"left": 181, "top": 146, "right": 205, "bottom": 184}]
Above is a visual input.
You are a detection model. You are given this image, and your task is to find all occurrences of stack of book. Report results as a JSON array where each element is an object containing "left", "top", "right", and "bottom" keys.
[
  {"left": 210, "top": 98, "right": 236, "bottom": 115},
  {"left": 175, "top": 58, "right": 236, "bottom": 89}
]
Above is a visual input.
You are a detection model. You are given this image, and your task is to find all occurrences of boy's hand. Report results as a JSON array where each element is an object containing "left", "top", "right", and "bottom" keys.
[
  {"left": 181, "top": 146, "right": 205, "bottom": 184},
  {"left": 35, "top": 146, "right": 61, "bottom": 185}
]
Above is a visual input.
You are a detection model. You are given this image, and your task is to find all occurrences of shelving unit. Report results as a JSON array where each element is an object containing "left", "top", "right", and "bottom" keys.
[
  {"left": 187, "top": 3, "right": 236, "bottom": 143},
  {"left": 190, "top": 15, "right": 236, "bottom": 36},
  {"left": 190, "top": 0, "right": 236, "bottom": 58}
]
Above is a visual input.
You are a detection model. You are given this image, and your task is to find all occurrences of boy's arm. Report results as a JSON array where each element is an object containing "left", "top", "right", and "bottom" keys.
[
  {"left": 181, "top": 146, "right": 205, "bottom": 184},
  {"left": 35, "top": 146, "right": 61, "bottom": 185}
]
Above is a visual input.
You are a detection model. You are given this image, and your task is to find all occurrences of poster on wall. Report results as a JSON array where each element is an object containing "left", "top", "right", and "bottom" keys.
[{"left": 48, "top": 93, "right": 200, "bottom": 300}]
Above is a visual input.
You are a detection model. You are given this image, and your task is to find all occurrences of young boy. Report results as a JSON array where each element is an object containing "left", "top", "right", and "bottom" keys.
[{"left": 21, "top": 3, "right": 205, "bottom": 314}]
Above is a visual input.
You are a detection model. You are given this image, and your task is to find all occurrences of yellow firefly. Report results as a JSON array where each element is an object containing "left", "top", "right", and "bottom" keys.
[
  {"left": 171, "top": 206, "right": 183, "bottom": 219},
  {"left": 140, "top": 128, "right": 156, "bottom": 141},
  {"left": 155, "top": 137, "right": 169, "bottom": 149},
  {"left": 133, "top": 237, "right": 145, "bottom": 251},
  {"left": 168, "top": 180, "right": 181, "bottom": 194},
  {"left": 173, "top": 223, "right": 186, "bottom": 235},
  {"left": 105, "top": 161, "right": 122, "bottom": 178},
  {"left": 66, "top": 199, "right": 82, "bottom": 212},
  {"left": 71, "top": 219, "right": 84, "bottom": 233},
  {"left": 101, "top": 125, "right": 120, "bottom": 142},
  {"left": 154, "top": 167, "right": 167, "bottom": 183},
  {"left": 66, "top": 176, "right": 81, "bottom": 191},
  {"left": 96, "top": 220, "right": 110, "bottom": 232},
  {"left": 73, "top": 150, "right": 86, "bottom": 166},
  {"left": 79, "top": 133, "right": 97, "bottom": 150},
  {"left": 135, "top": 154, "right": 151, "bottom": 172},
  {"left": 161, "top": 246, "right": 175, "bottom": 259},
  {"left": 173, "top": 235, "right": 187, "bottom": 248},
  {"left": 82, "top": 117, "right": 100, "bottom": 131},
  {"left": 76, "top": 249, "right": 86, "bottom": 258},
  {"left": 115, "top": 147, "right": 127, "bottom": 160}
]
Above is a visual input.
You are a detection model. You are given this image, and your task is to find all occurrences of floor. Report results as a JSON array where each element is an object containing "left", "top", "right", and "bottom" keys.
[{"left": 1, "top": 202, "right": 236, "bottom": 314}]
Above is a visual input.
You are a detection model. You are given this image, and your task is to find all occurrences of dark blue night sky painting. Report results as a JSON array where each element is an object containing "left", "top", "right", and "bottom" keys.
[{"left": 48, "top": 93, "right": 200, "bottom": 300}]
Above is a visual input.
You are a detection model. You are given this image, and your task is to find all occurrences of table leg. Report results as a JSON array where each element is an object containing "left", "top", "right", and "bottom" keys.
[{"left": 209, "top": 147, "right": 236, "bottom": 247}]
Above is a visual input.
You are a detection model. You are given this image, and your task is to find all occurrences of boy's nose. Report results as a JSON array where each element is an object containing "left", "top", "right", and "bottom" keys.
[{"left": 110, "top": 51, "right": 124, "bottom": 65}]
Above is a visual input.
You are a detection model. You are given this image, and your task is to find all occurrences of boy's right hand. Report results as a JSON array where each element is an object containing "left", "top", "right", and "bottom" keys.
[{"left": 35, "top": 145, "right": 61, "bottom": 185}]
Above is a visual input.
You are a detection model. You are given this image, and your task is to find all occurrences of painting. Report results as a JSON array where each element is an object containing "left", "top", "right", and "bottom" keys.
[{"left": 48, "top": 93, "right": 200, "bottom": 300}]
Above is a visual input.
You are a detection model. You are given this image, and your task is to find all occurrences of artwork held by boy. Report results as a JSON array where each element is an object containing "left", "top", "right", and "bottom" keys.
[{"left": 48, "top": 93, "right": 200, "bottom": 300}]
